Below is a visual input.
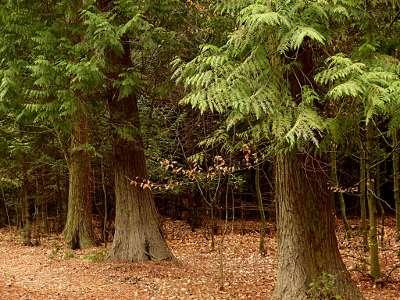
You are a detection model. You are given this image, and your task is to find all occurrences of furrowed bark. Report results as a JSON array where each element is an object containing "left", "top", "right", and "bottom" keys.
[
  {"left": 64, "top": 110, "right": 96, "bottom": 249},
  {"left": 272, "top": 152, "right": 363, "bottom": 300},
  {"left": 108, "top": 91, "right": 173, "bottom": 262}
]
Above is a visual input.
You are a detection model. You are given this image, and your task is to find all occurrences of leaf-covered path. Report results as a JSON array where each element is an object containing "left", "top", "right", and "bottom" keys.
[{"left": 0, "top": 220, "right": 399, "bottom": 299}]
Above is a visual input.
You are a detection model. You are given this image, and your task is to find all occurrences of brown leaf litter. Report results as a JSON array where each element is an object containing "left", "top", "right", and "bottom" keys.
[{"left": 0, "top": 219, "right": 399, "bottom": 299}]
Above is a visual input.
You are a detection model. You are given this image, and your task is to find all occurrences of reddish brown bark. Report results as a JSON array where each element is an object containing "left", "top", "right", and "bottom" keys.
[
  {"left": 64, "top": 111, "right": 96, "bottom": 249},
  {"left": 273, "top": 152, "right": 363, "bottom": 299}
]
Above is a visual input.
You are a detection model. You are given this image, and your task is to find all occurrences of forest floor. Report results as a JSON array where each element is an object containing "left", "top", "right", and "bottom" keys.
[{"left": 0, "top": 218, "right": 399, "bottom": 300}]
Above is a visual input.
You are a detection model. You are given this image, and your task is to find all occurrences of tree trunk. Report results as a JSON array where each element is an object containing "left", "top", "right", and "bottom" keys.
[
  {"left": 101, "top": 159, "right": 108, "bottom": 247},
  {"left": 272, "top": 152, "right": 363, "bottom": 300},
  {"left": 367, "top": 123, "right": 380, "bottom": 279},
  {"left": 108, "top": 92, "right": 173, "bottom": 262},
  {"left": 21, "top": 184, "right": 32, "bottom": 246},
  {"left": 255, "top": 166, "right": 267, "bottom": 256},
  {"left": 360, "top": 141, "right": 368, "bottom": 249},
  {"left": 330, "top": 148, "right": 350, "bottom": 234},
  {"left": 376, "top": 167, "right": 385, "bottom": 245},
  {"left": 210, "top": 201, "right": 215, "bottom": 251},
  {"left": 367, "top": 176, "right": 380, "bottom": 279},
  {"left": 392, "top": 129, "right": 400, "bottom": 240},
  {"left": 0, "top": 188, "right": 7, "bottom": 228},
  {"left": 63, "top": 111, "right": 96, "bottom": 249}
]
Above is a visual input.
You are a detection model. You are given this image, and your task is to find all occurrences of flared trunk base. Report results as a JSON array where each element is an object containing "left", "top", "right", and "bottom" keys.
[{"left": 272, "top": 152, "right": 363, "bottom": 300}]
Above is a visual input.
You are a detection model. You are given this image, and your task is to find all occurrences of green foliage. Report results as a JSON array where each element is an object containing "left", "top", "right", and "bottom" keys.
[
  {"left": 63, "top": 250, "right": 76, "bottom": 260},
  {"left": 48, "top": 242, "right": 62, "bottom": 260},
  {"left": 307, "top": 272, "right": 343, "bottom": 300},
  {"left": 82, "top": 249, "right": 108, "bottom": 263},
  {"left": 316, "top": 53, "right": 400, "bottom": 123},
  {"left": 175, "top": 0, "right": 400, "bottom": 156},
  {"left": 174, "top": 0, "right": 355, "bottom": 151},
  {"left": 0, "top": 4, "right": 400, "bottom": 290}
]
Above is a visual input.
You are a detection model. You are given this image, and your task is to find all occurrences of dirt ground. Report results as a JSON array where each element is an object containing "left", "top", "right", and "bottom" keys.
[{"left": 0, "top": 219, "right": 399, "bottom": 299}]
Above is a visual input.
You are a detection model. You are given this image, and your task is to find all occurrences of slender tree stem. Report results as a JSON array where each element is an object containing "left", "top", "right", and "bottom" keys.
[{"left": 255, "top": 166, "right": 267, "bottom": 256}]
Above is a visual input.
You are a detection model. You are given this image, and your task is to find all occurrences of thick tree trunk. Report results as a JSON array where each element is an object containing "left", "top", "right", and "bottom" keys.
[
  {"left": 64, "top": 112, "right": 96, "bottom": 249},
  {"left": 272, "top": 152, "right": 363, "bottom": 300},
  {"left": 392, "top": 129, "right": 400, "bottom": 240},
  {"left": 108, "top": 92, "right": 173, "bottom": 262}
]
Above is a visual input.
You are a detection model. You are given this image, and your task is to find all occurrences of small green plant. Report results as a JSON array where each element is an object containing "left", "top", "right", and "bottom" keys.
[
  {"left": 307, "top": 273, "right": 343, "bottom": 300},
  {"left": 82, "top": 249, "right": 108, "bottom": 263},
  {"left": 48, "top": 242, "right": 62, "bottom": 259},
  {"left": 63, "top": 250, "right": 75, "bottom": 260}
]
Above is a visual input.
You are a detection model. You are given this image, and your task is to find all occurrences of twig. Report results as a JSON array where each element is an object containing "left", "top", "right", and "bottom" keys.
[
  {"left": 342, "top": 253, "right": 370, "bottom": 266},
  {"left": 177, "top": 135, "right": 211, "bottom": 207},
  {"left": 382, "top": 263, "right": 400, "bottom": 282},
  {"left": 349, "top": 266, "right": 370, "bottom": 278}
]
